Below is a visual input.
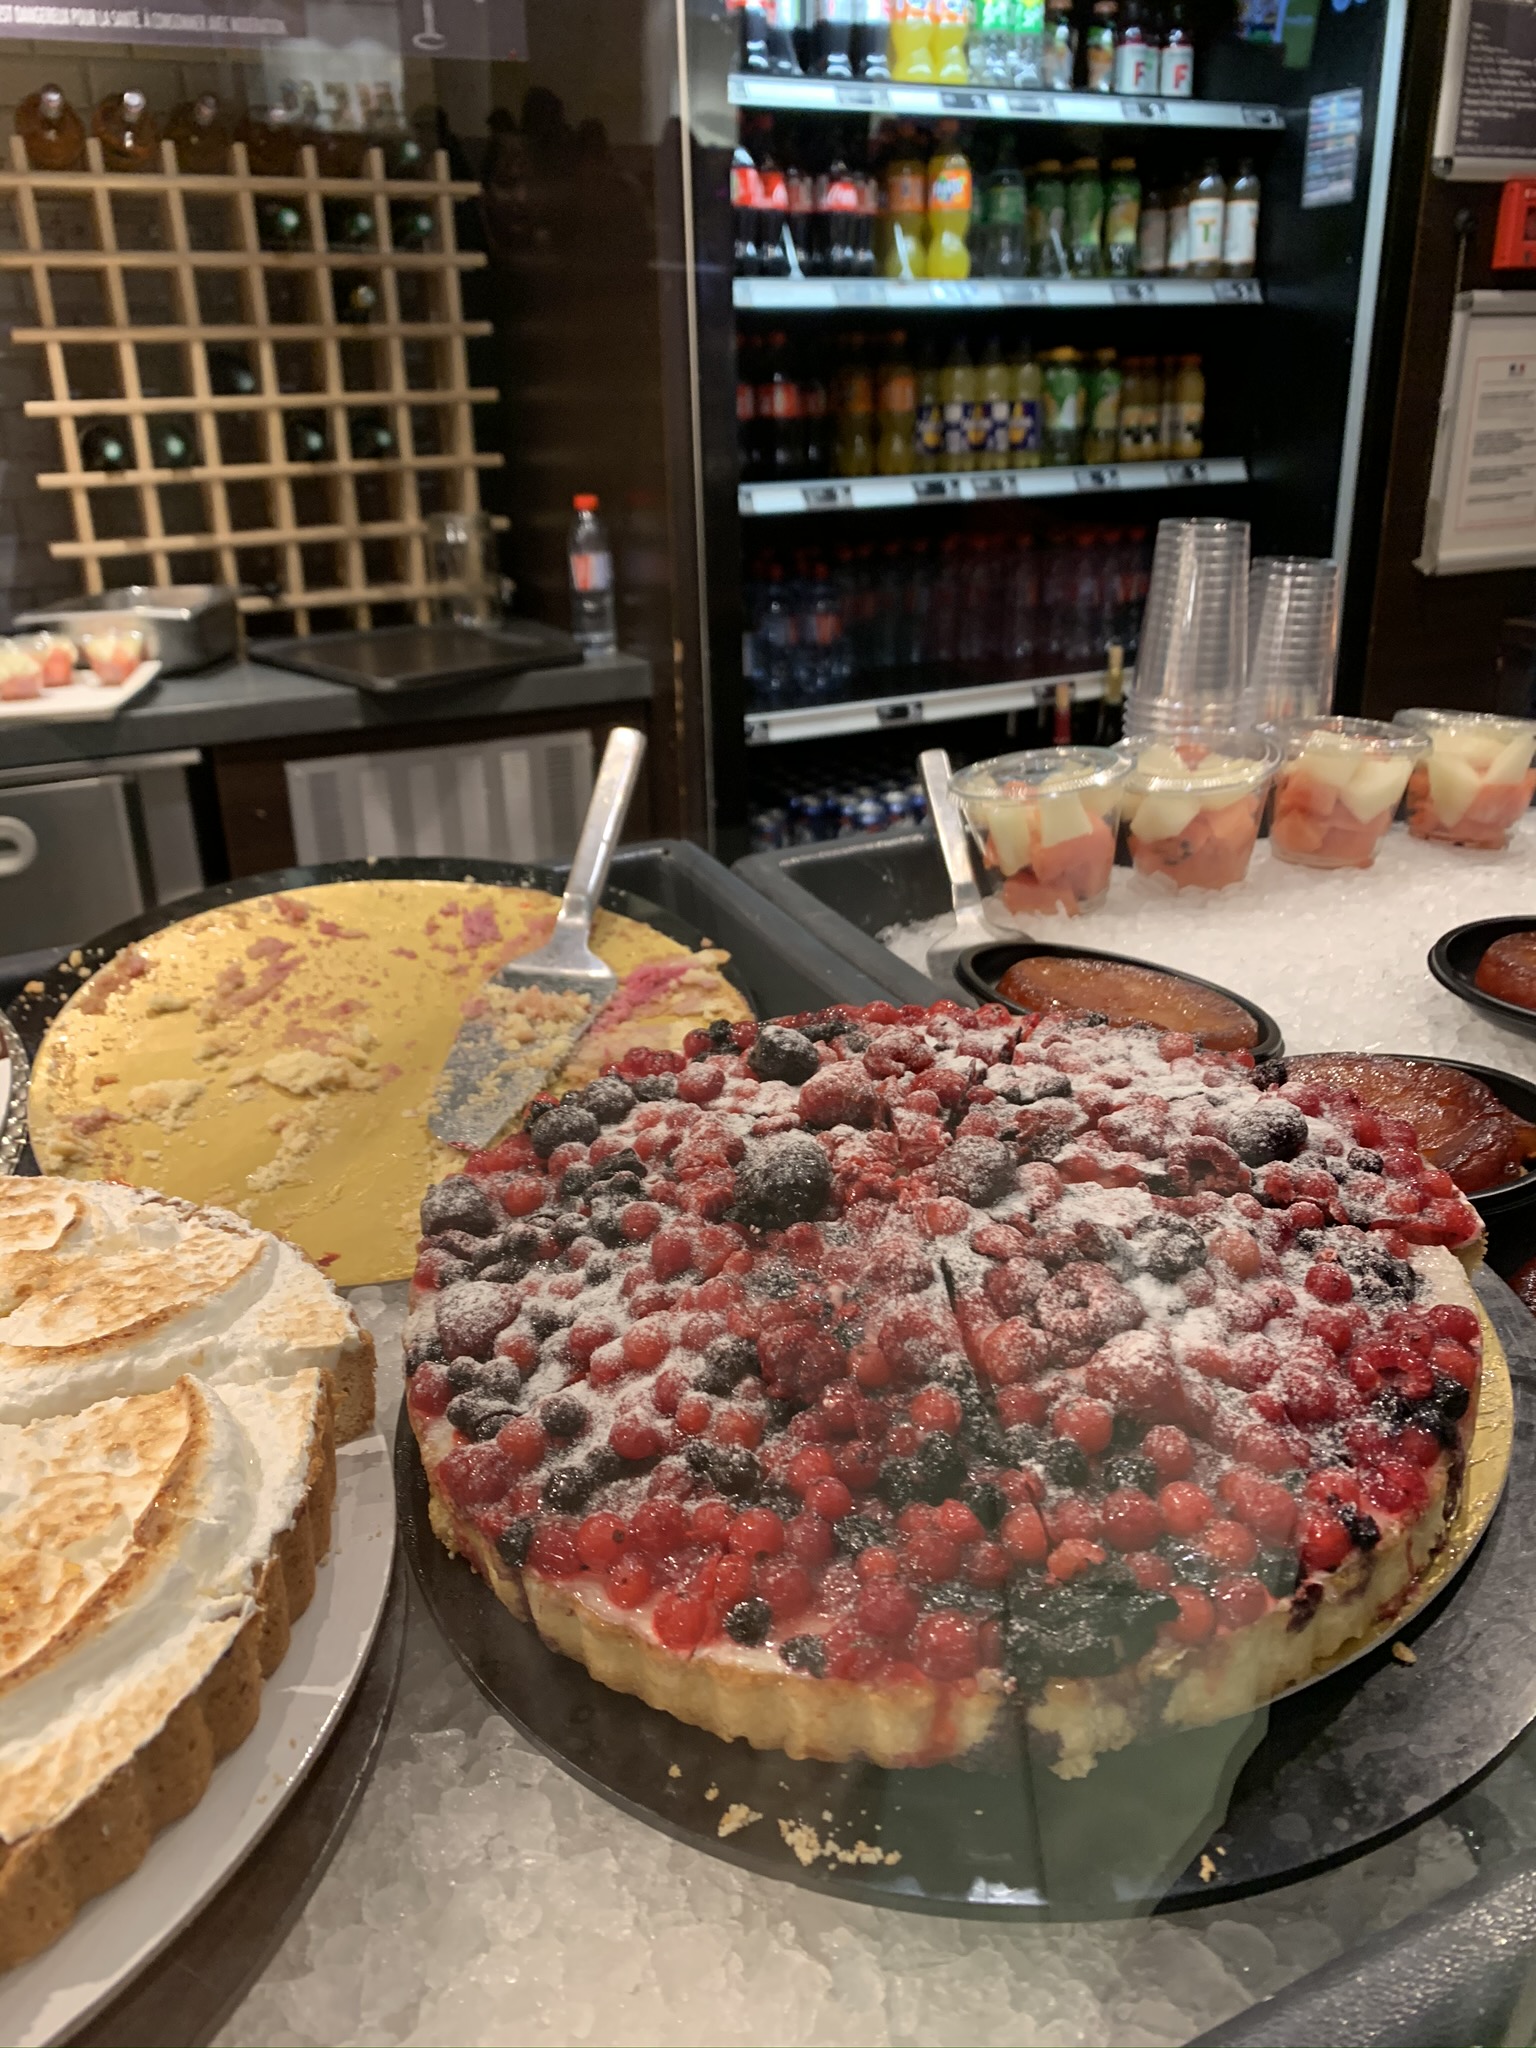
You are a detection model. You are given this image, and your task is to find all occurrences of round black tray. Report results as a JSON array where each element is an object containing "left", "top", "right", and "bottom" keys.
[
  {"left": 399, "top": 1272, "right": 1536, "bottom": 1924},
  {"left": 1429, "top": 918, "right": 1536, "bottom": 1045},
  {"left": 951, "top": 939, "right": 1285, "bottom": 1062}
]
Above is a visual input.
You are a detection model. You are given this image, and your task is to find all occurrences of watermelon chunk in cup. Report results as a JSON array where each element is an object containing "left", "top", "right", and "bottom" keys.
[
  {"left": 951, "top": 747, "right": 1130, "bottom": 923},
  {"left": 1270, "top": 716, "right": 1427, "bottom": 871},
  {"left": 1123, "top": 728, "right": 1280, "bottom": 891},
  {"left": 1394, "top": 708, "right": 1536, "bottom": 850}
]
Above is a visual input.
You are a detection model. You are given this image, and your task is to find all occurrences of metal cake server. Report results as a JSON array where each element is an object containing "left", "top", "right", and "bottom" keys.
[
  {"left": 430, "top": 724, "right": 647, "bottom": 1150},
  {"left": 919, "top": 746, "right": 993, "bottom": 994}
]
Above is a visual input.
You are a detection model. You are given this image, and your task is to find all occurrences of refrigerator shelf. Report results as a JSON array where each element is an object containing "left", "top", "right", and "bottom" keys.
[
  {"left": 744, "top": 666, "right": 1109, "bottom": 745},
  {"left": 734, "top": 277, "right": 1264, "bottom": 311},
  {"left": 727, "top": 74, "right": 1287, "bottom": 128},
  {"left": 738, "top": 455, "right": 1247, "bottom": 516}
]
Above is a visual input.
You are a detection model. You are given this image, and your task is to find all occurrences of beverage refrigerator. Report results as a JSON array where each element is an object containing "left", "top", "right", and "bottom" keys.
[{"left": 652, "top": 0, "right": 1411, "bottom": 858}]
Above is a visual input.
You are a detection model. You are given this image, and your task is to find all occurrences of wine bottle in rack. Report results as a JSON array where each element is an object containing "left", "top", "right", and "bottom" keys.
[
  {"left": 285, "top": 412, "right": 330, "bottom": 462},
  {"left": 15, "top": 85, "right": 85, "bottom": 170},
  {"left": 208, "top": 348, "right": 258, "bottom": 397},
  {"left": 166, "top": 93, "right": 230, "bottom": 173},
  {"left": 92, "top": 91, "right": 159, "bottom": 173},
  {"left": 325, "top": 199, "right": 376, "bottom": 248},
  {"left": 80, "top": 421, "right": 133, "bottom": 472},
  {"left": 258, "top": 198, "right": 307, "bottom": 251},
  {"left": 238, "top": 105, "right": 300, "bottom": 175},
  {"left": 389, "top": 201, "right": 435, "bottom": 250},
  {"left": 150, "top": 417, "right": 198, "bottom": 469},
  {"left": 348, "top": 410, "right": 396, "bottom": 460},
  {"left": 334, "top": 273, "right": 380, "bottom": 323}
]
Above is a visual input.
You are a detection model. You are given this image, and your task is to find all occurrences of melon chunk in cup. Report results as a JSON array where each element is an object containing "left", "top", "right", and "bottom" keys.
[
  {"left": 1123, "top": 729, "right": 1279, "bottom": 891},
  {"left": 1271, "top": 717, "right": 1426, "bottom": 871},
  {"left": 952, "top": 747, "right": 1129, "bottom": 924},
  {"left": 1395, "top": 708, "right": 1536, "bottom": 850}
]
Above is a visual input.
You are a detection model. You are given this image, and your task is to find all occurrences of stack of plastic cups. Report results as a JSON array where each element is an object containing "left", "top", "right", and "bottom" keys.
[
  {"left": 1248, "top": 557, "right": 1340, "bottom": 726},
  {"left": 1125, "top": 518, "right": 1253, "bottom": 738}
]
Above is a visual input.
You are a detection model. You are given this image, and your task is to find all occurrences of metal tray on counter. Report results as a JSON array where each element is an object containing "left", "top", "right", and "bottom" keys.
[{"left": 13, "top": 584, "right": 237, "bottom": 675}]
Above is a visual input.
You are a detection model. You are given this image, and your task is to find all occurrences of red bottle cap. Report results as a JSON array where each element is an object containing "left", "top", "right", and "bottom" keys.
[{"left": 573, "top": 493, "right": 599, "bottom": 511}]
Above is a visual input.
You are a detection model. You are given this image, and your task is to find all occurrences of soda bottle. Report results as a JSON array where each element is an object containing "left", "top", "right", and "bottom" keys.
[
  {"left": 836, "top": 337, "right": 876, "bottom": 476},
  {"left": 980, "top": 139, "right": 1028, "bottom": 277},
  {"left": 926, "top": 125, "right": 973, "bottom": 280},
  {"left": 1041, "top": 346, "right": 1084, "bottom": 465},
  {"left": 16, "top": 85, "right": 84, "bottom": 170},
  {"left": 1223, "top": 159, "right": 1260, "bottom": 276},
  {"left": 939, "top": 338, "right": 976, "bottom": 472},
  {"left": 857, "top": 0, "right": 894, "bottom": 76},
  {"left": 979, "top": 337, "right": 1012, "bottom": 470},
  {"left": 933, "top": 0, "right": 974, "bottom": 79},
  {"left": 1083, "top": 348, "right": 1122, "bottom": 462},
  {"left": 762, "top": 331, "right": 805, "bottom": 476},
  {"left": 1173, "top": 354, "right": 1205, "bottom": 457},
  {"left": 817, "top": 138, "right": 863, "bottom": 276},
  {"left": 1013, "top": 0, "right": 1046, "bottom": 87},
  {"left": 877, "top": 334, "right": 917, "bottom": 474},
  {"left": 166, "top": 93, "right": 230, "bottom": 173},
  {"left": 802, "top": 361, "right": 831, "bottom": 472},
  {"left": 92, "top": 90, "right": 158, "bottom": 172},
  {"left": 1138, "top": 189, "right": 1168, "bottom": 274},
  {"left": 972, "top": 0, "right": 1014, "bottom": 83},
  {"left": 737, "top": 337, "right": 760, "bottom": 477},
  {"left": 1187, "top": 158, "right": 1226, "bottom": 278},
  {"left": 1010, "top": 347, "right": 1043, "bottom": 467},
  {"left": 756, "top": 127, "right": 792, "bottom": 277},
  {"left": 569, "top": 495, "right": 618, "bottom": 657},
  {"left": 1084, "top": 0, "right": 1117, "bottom": 90},
  {"left": 1066, "top": 158, "right": 1104, "bottom": 278},
  {"left": 1042, "top": 0, "right": 1076, "bottom": 85},
  {"left": 914, "top": 345, "right": 944, "bottom": 471},
  {"left": 815, "top": 0, "right": 857, "bottom": 76},
  {"left": 883, "top": 130, "right": 928, "bottom": 279},
  {"left": 1105, "top": 157, "right": 1141, "bottom": 276},
  {"left": 1156, "top": 355, "right": 1177, "bottom": 457},
  {"left": 1028, "top": 158, "right": 1067, "bottom": 276},
  {"left": 732, "top": 138, "right": 761, "bottom": 274},
  {"left": 1159, "top": 0, "right": 1194, "bottom": 95},
  {"left": 739, "top": 0, "right": 774, "bottom": 69},
  {"left": 1117, "top": 356, "right": 1147, "bottom": 461},
  {"left": 767, "top": 0, "right": 806, "bottom": 72},
  {"left": 890, "top": 0, "right": 936, "bottom": 78},
  {"left": 1113, "top": 0, "right": 1157, "bottom": 94},
  {"left": 786, "top": 155, "right": 816, "bottom": 275},
  {"left": 855, "top": 164, "right": 881, "bottom": 276}
]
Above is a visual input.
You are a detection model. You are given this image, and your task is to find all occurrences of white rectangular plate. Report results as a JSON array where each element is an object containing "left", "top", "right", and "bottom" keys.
[
  {"left": 0, "top": 659, "right": 161, "bottom": 723},
  {"left": 0, "top": 1429, "right": 395, "bottom": 2048}
]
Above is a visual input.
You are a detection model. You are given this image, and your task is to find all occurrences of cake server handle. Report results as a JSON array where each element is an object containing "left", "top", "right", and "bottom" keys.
[{"left": 920, "top": 748, "right": 983, "bottom": 921}]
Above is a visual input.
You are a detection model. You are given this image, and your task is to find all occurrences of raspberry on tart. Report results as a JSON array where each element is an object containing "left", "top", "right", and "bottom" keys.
[{"left": 408, "top": 1005, "right": 1491, "bottom": 1779}]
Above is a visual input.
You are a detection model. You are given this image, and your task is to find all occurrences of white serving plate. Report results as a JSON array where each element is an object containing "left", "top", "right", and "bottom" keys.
[
  {"left": 0, "top": 1428, "right": 395, "bottom": 2048},
  {"left": 0, "top": 659, "right": 161, "bottom": 723}
]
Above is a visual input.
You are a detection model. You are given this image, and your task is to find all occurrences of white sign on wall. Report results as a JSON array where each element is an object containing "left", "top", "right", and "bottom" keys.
[{"left": 1419, "top": 290, "right": 1536, "bottom": 574}]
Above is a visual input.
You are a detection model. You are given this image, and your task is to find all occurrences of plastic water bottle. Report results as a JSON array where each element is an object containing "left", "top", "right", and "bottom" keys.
[{"left": 568, "top": 494, "right": 617, "bottom": 658}]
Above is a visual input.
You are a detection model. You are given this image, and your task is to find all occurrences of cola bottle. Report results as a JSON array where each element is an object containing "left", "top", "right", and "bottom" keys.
[
  {"left": 817, "top": 138, "right": 862, "bottom": 277},
  {"left": 856, "top": 0, "right": 893, "bottom": 78},
  {"left": 731, "top": 137, "right": 761, "bottom": 274},
  {"left": 755, "top": 125, "right": 792, "bottom": 278},
  {"left": 767, "top": 0, "right": 806, "bottom": 73},
  {"left": 815, "top": 0, "right": 857, "bottom": 76},
  {"left": 738, "top": 0, "right": 773, "bottom": 69}
]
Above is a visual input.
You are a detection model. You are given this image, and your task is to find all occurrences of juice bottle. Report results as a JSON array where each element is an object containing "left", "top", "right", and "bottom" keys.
[
  {"left": 1173, "top": 353, "right": 1205, "bottom": 457},
  {"left": 979, "top": 137, "right": 1028, "bottom": 277},
  {"left": 1042, "top": 0, "right": 1077, "bottom": 86},
  {"left": 933, "top": 0, "right": 974, "bottom": 80},
  {"left": 1009, "top": 347, "right": 1043, "bottom": 467},
  {"left": 1041, "top": 347, "right": 1084, "bottom": 465},
  {"left": 16, "top": 86, "right": 85, "bottom": 170},
  {"left": 1156, "top": 356, "right": 1178, "bottom": 458},
  {"left": 1113, "top": 0, "right": 1157, "bottom": 93},
  {"left": 1137, "top": 188, "right": 1167, "bottom": 274},
  {"left": 1117, "top": 357, "right": 1145, "bottom": 461},
  {"left": 1159, "top": 0, "right": 1194, "bottom": 95},
  {"left": 1083, "top": 348, "right": 1122, "bottom": 462},
  {"left": 877, "top": 331, "right": 917, "bottom": 474},
  {"left": 890, "top": 0, "right": 936, "bottom": 77},
  {"left": 979, "top": 337, "right": 1012, "bottom": 468},
  {"left": 1105, "top": 157, "right": 1141, "bottom": 275},
  {"left": 884, "top": 130, "right": 928, "bottom": 278},
  {"left": 915, "top": 345, "right": 944, "bottom": 470},
  {"left": 1188, "top": 158, "right": 1226, "bottom": 277},
  {"left": 1029, "top": 158, "right": 1067, "bottom": 276},
  {"left": 1066, "top": 158, "right": 1104, "bottom": 278},
  {"left": 1085, "top": 0, "right": 1117, "bottom": 90},
  {"left": 940, "top": 338, "right": 977, "bottom": 471},
  {"left": 926, "top": 127, "right": 973, "bottom": 279},
  {"left": 1223, "top": 159, "right": 1260, "bottom": 276},
  {"left": 1166, "top": 176, "right": 1191, "bottom": 273}
]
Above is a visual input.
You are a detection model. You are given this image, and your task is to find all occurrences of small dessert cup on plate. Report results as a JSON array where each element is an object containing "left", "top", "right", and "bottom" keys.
[
  {"left": 1270, "top": 716, "right": 1427, "bottom": 871},
  {"left": 951, "top": 747, "right": 1130, "bottom": 923},
  {"left": 78, "top": 626, "right": 145, "bottom": 687},
  {"left": 0, "top": 637, "right": 45, "bottom": 700},
  {"left": 1394, "top": 708, "right": 1536, "bottom": 850},
  {"left": 1122, "top": 727, "right": 1280, "bottom": 891}
]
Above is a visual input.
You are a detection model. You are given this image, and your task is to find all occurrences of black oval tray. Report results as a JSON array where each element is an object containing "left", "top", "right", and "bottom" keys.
[
  {"left": 399, "top": 1273, "right": 1536, "bottom": 1925},
  {"left": 1430, "top": 918, "right": 1536, "bottom": 1045},
  {"left": 952, "top": 939, "right": 1285, "bottom": 1062}
]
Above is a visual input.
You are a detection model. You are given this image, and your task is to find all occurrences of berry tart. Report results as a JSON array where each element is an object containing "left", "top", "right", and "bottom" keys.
[{"left": 406, "top": 1004, "right": 1494, "bottom": 1779}]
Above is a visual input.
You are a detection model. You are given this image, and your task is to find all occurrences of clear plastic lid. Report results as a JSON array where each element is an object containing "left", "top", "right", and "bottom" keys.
[
  {"left": 1394, "top": 706, "right": 1536, "bottom": 752},
  {"left": 1123, "top": 726, "right": 1280, "bottom": 797},
  {"left": 1278, "top": 713, "right": 1429, "bottom": 761},
  {"left": 950, "top": 745, "right": 1132, "bottom": 805}
]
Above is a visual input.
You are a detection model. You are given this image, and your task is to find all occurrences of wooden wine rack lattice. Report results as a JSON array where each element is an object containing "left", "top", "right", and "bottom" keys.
[{"left": 0, "top": 135, "right": 504, "bottom": 633}]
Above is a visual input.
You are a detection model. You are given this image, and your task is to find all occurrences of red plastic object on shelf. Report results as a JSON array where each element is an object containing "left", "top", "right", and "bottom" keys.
[{"left": 1493, "top": 179, "right": 1536, "bottom": 270}]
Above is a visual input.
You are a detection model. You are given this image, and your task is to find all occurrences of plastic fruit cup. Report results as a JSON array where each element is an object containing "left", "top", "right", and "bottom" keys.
[
  {"left": 79, "top": 627, "right": 145, "bottom": 688},
  {"left": 1394, "top": 708, "right": 1536, "bottom": 850},
  {"left": 0, "top": 638, "right": 44, "bottom": 701},
  {"left": 951, "top": 747, "right": 1130, "bottom": 922},
  {"left": 1270, "top": 716, "right": 1427, "bottom": 871},
  {"left": 28, "top": 632, "right": 76, "bottom": 687},
  {"left": 1122, "top": 728, "right": 1280, "bottom": 891}
]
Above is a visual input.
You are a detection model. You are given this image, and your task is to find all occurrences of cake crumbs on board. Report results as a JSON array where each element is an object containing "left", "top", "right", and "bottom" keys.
[
  {"left": 1199, "top": 1855, "right": 1217, "bottom": 1883},
  {"left": 1393, "top": 1642, "right": 1417, "bottom": 1664},
  {"left": 778, "top": 1819, "right": 902, "bottom": 1869},
  {"left": 717, "top": 1804, "right": 762, "bottom": 1839}
]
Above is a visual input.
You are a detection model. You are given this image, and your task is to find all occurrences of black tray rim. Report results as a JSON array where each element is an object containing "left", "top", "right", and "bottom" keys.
[
  {"left": 1429, "top": 917, "right": 1536, "bottom": 1044},
  {"left": 951, "top": 937, "right": 1286, "bottom": 1062}
]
